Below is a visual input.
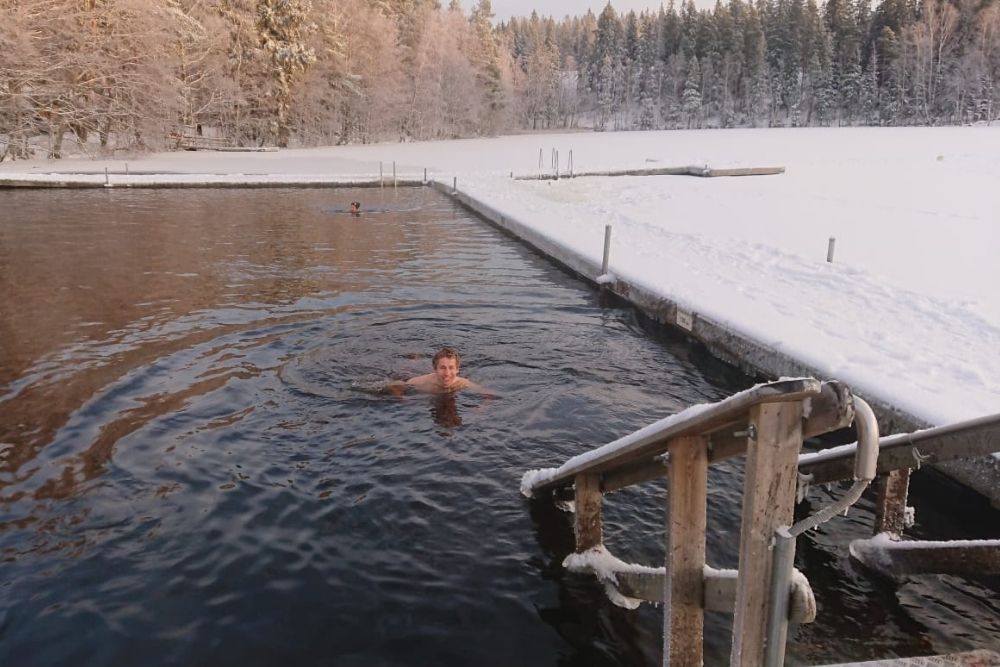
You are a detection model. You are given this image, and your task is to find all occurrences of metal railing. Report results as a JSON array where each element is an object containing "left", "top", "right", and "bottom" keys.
[{"left": 522, "top": 377, "right": 879, "bottom": 666}]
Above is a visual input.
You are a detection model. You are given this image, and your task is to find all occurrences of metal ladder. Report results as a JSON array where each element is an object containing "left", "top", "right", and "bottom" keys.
[{"left": 521, "top": 378, "right": 879, "bottom": 666}]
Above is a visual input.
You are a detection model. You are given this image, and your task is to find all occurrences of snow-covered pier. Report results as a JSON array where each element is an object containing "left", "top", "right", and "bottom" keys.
[{"left": 433, "top": 175, "right": 1000, "bottom": 509}]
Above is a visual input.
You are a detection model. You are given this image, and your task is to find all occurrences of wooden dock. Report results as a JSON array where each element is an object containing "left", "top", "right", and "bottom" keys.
[
  {"left": 516, "top": 165, "right": 785, "bottom": 181},
  {"left": 522, "top": 379, "right": 1000, "bottom": 666},
  {"left": 167, "top": 130, "right": 277, "bottom": 152},
  {"left": 523, "top": 378, "right": 862, "bottom": 666}
]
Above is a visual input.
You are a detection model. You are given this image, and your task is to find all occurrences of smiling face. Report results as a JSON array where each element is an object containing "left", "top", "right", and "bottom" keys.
[{"left": 433, "top": 356, "right": 459, "bottom": 388}]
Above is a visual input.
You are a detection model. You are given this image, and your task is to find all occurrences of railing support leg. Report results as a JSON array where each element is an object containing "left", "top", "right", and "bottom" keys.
[
  {"left": 731, "top": 401, "right": 803, "bottom": 667},
  {"left": 664, "top": 436, "right": 708, "bottom": 667},
  {"left": 874, "top": 468, "right": 911, "bottom": 536},
  {"left": 574, "top": 473, "right": 603, "bottom": 552}
]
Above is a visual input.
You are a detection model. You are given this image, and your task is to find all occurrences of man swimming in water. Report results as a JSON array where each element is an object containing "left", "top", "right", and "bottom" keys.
[{"left": 386, "top": 347, "right": 489, "bottom": 395}]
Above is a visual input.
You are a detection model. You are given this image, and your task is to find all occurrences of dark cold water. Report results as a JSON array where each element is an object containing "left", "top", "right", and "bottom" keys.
[{"left": 0, "top": 187, "right": 997, "bottom": 666}]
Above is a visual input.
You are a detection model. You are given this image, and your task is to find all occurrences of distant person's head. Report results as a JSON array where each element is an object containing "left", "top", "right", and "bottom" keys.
[
  {"left": 432, "top": 347, "right": 461, "bottom": 386},
  {"left": 350, "top": 201, "right": 360, "bottom": 214}
]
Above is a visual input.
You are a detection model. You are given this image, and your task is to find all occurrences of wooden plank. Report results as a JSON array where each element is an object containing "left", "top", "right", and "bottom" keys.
[
  {"left": 529, "top": 378, "right": 821, "bottom": 495},
  {"left": 514, "top": 165, "right": 785, "bottom": 181},
  {"left": 595, "top": 380, "right": 852, "bottom": 496},
  {"left": 664, "top": 436, "right": 708, "bottom": 667},
  {"left": 799, "top": 412, "right": 1000, "bottom": 485},
  {"left": 851, "top": 538, "right": 1000, "bottom": 578},
  {"left": 873, "top": 468, "right": 911, "bottom": 536},
  {"left": 703, "top": 167, "right": 786, "bottom": 177},
  {"left": 707, "top": 380, "right": 855, "bottom": 467},
  {"left": 601, "top": 456, "right": 668, "bottom": 493},
  {"left": 731, "top": 401, "right": 804, "bottom": 667},
  {"left": 574, "top": 473, "right": 603, "bottom": 552},
  {"left": 815, "top": 650, "right": 1000, "bottom": 666}
]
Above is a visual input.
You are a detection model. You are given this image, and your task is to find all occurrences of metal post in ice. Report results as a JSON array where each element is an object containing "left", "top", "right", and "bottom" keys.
[
  {"left": 125, "top": 162, "right": 129, "bottom": 176},
  {"left": 423, "top": 167, "right": 427, "bottom": 184},
  {"left": 379, "top": 161, "right": 384, "bottom": 188},
  {"left": 104, "top": 167, "right": 109, "bottom": 186},
  {"left": 602, "top": 225, "right": 612, "bottom": 275},
  {"left": 453, "top": 176, "right": 457, "bottom": 195},
  {"left": 827, "top": 237, "right": 836, "bottom": 263},
  {"left": 393, "top": 161, "right": 397, "bottom": 188},
  {"left": 555, "top": 150, "right": 560, "bottom": 180},
  {"left": 539, "top": 148, "right": 543, "bottom": 170},
  {"left": 763, "top": 529, "right": 796, "bottom": 667}
]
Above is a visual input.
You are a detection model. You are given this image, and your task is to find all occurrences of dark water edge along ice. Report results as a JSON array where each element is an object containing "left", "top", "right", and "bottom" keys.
[{"left": 435, "top": 180, "right": 1000, "bottom": 511}]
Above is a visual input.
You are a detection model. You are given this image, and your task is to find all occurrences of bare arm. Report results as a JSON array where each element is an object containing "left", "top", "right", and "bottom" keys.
[{"left": 461, "top": 379, "right": 497, "bottom": 398}]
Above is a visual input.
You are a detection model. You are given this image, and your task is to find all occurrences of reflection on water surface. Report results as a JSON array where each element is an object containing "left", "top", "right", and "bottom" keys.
[{"left": 0, "top": 187, "right": 996, "bottom": 666}]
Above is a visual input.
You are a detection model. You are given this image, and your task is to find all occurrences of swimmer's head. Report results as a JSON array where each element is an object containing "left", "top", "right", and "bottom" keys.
[
  {"left": 350, "top": 201, "right": 361, "bottom": 212},
  {"left": 432, "top": 347, "right": 460, "bottom": 388},
  {"left": 432, "top": 347, "right": 460, "bottom": 370}
]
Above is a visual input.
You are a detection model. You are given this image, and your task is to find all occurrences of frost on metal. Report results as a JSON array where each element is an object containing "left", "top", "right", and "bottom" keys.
[
  {"left": 562, "top": 545, "right": 663, "bottom": 610},
  {"left": 796, "top": 471, "right": 814, "bottom": 503}
]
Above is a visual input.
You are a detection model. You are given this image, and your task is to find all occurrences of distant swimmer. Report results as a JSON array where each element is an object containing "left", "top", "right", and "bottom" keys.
[
  {"left": 386, "top": 347, "right": 491, "bottom": 396},
  {"left": 350, "top": 201, "right": 361, "bottom": 215}
]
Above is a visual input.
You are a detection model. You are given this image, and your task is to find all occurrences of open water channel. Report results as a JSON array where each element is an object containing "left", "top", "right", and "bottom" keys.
[{"left": 0, "top": 187, "right": 997, "bottom": 666}]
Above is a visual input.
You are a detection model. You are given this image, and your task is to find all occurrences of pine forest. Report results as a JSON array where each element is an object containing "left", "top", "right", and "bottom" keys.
[{"left": 1, "top": 0, "right": 998, "bottom": 159}]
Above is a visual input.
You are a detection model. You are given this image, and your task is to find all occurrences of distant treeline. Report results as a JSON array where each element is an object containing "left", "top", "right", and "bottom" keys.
[{"left": 1, "top": 0, "right": 997, "bottom": 159}]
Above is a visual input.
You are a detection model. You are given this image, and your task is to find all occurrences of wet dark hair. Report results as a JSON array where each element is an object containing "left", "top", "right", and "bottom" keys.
[{"left": 432, "top": 347, "right": 460, "bottom": 369}]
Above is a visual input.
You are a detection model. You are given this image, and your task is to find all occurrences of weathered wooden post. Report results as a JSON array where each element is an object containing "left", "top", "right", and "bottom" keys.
[
  {"left": 574, "top": 473, "right": 602, "bottom": 552},
  {"left": 539, "top": 148, "right": 543, "bottom": 169},
  {"left": 874, "top": 469, "right": 911, "bottom": 536},
  {"left": 452, "top": 176, "right": 457, "bottom": 195},
  {"left": 423, "top": 167, "right": 427, "bottom": 184},
  {"left": 379, "top": 161, "right": 384, "bottom": 188},
  {"left": 393, "top": 161, "right": 397, "bottom": 188},
  {"left": 827, "top": 237, "right": 836, "bottom": 263},
  {"left": 664, "top": 436, "right": 709, "bottom": 666},
  {"left": 104, "top": 167, "right": 109, "bottom": 186},
  {"left": 730, "top": 400, "right": 804, "bottom": 667}
]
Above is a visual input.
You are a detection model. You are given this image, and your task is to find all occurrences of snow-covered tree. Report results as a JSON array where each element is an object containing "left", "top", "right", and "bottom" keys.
[
  {"left": 256, "top": 0, "right": 316, "bottom": 146},
  {"left": 682, "top": 55, "right": 703, "bottom": 126}
]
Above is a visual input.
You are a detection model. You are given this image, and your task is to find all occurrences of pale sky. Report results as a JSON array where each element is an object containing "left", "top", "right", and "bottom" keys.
[{"left": 462, "top": 0, "right": 674, "bottom": 22}]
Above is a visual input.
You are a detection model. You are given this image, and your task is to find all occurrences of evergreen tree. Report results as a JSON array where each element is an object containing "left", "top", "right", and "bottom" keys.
[
  {"left": 256, "top": 0, "right": 316, "bottom": 146},
  {"left": 592, "top": 3, "right": 623, "bottom": 90},
  {"left": 469, "top": 0, "right": 505, "bottom": 133},
  {"left": 661, "top": 1, "right": 683, "bottom": 58},
  {"left": 596, "top": 54, "right": 615, "bottom": 130},
  {"left": 682, "top": 54, "right": 703, "bottom": 126}
]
